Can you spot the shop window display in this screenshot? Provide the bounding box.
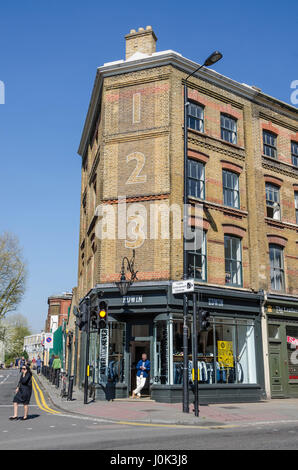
[107,323,126,383]
[172,317,257,385]
[153,321,169,385]
[286,326,298,381]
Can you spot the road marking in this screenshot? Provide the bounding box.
[32,377,60,415]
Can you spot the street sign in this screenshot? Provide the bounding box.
[44,333,53,350]
[172,279,194,294]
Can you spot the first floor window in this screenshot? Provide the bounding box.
[269,244,285,291]
[187,230,207,281]
[224,235,242,286]
[187,159,205,199]
[295,191,298,224]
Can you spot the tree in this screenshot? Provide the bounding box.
[1,314,31,359]
[0,232,27,320]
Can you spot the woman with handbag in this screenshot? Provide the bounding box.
[9,364,32,420]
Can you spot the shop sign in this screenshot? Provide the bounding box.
[217,341,234,368]
[208,298,224,307]
[122,295,143,304]
[287,336,298,346]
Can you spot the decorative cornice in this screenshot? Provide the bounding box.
[188,131,245,162]
[265,217,298,232]
[262,156,298,179]
[105,73,170,90]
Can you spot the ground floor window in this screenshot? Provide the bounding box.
[88,322,126,384]
[286,325,298,381]
[172,316,257,385]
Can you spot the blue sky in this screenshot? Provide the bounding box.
[0,0,297,333]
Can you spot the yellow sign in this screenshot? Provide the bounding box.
[217,341,234,368]
[192,368,200,381]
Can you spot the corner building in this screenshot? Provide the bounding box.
[74,27,298,403]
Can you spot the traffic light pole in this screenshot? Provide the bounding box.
[83,296,91,405]
[192,292,199,417]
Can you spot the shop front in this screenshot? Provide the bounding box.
[266,295,298,399]
[80,282,266,404]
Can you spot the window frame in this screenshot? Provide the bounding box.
[263,130,277,159]
[269,244,285,292]
[187,101,204,133]
[187,159,205,200]
[187,230,207,282]
[224,235,243,287]
[292,141,298,167]
[221,114,237,145]
[295,191,298,225]
[265,183,281,220]
[222,169,240,209]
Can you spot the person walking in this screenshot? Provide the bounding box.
[9,364,32,420]
[19,356,26,372]
[36,356,42,375]
[52,355,62,386]
[132,353,150,399]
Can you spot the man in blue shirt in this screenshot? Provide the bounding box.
[132,353,150,399]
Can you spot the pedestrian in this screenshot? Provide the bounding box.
[132,353,150,399]
[36,356,42,374]
[49,354,55,368]
[9,364,32,420]
[19,356,26,372]
[52,355,62,386]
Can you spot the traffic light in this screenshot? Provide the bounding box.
[90,308,98,331]
[199,310,210,331]
[98,300,108,330]
[77,301,88,332]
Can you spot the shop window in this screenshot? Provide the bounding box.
[107,323,126,383]
[172,317,257,385]
[286,326,298,381]
[153,321,169,385]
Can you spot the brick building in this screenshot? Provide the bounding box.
[72,27,298,403]
[45,293,72,333]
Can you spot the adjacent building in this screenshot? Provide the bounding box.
[70,27,298,403]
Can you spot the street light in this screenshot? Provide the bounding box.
[182,50,223,414]
[116,249,138,297]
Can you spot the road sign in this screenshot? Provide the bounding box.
[44,333,53,350]
[172,279,194,294]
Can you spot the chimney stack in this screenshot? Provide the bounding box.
[125,26,157,60]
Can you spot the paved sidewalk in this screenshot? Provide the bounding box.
[34,372,298,427]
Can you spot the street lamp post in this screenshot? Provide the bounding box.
[183,51,223,413]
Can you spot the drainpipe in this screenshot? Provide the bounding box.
[260,290,271,400]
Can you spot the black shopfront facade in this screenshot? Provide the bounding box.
[79,281,266,404]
